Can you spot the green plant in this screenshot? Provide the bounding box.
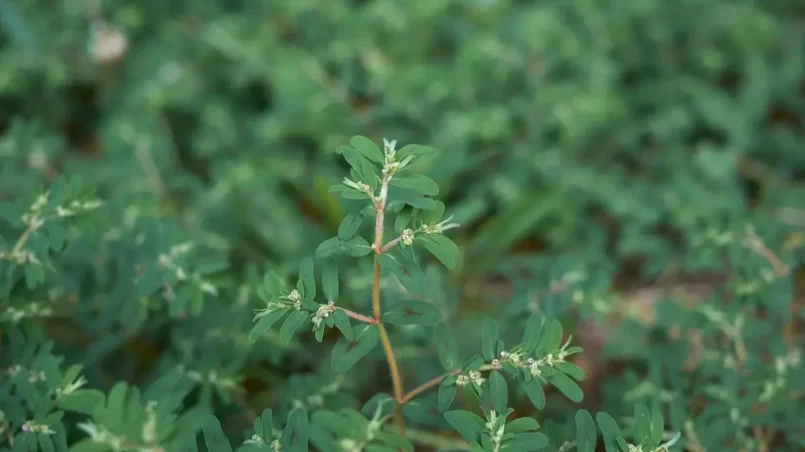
[228,137,683,451]
[1,0,804,450]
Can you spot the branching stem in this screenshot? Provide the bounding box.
[338,307,377,324]
[380,236,402,253]
[372,175,406,434]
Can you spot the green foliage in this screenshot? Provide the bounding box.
[1,0,805,451]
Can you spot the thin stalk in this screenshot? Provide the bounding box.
[339,307,377,324]
[403,370,459,403]
[372,175,406,434]
[403,364,496,403]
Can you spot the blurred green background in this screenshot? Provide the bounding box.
[1,0,804,446]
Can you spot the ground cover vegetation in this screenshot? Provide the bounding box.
[1,0,804,450]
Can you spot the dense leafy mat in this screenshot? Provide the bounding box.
[1,0,804,450]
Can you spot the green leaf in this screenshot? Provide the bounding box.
[481,317,499,361]
[390,191,441,211]
[489,371,508,413]
[398,144,439,159]
[394,210,410,233]
[650,405,665,447]
[575,409,597,452]
[350,135,385,163]
[554,362,585,382]
[379,252,425,296]
[331,309,354,340]
[202,415,234,452]
[549,371,583,403]
[338,212,364,241]
[38,435,55,452]
[596,412,624,452]
[463,355,486,372]
[520,378,546,410]
[506,417,540,434]
[331,325,380,373]
[419,234,458,269]
[337,145,376,186]
[249,309,287,343]
[281,407,309,452]
[633,404,651,445]
[375,432,414,452]
[321,258,339,302]
[383,300,442,325]
[390,174,439,196]
[438,376,457,412]
[56,389,104,415]
[444,410,486,443]
[316,236,373,258]
[262,270,285,299]
[330,184,371,200]
[297,258,315,299]
[533,320,556,356]
[521,314,544,353]
[280,310,309,344]
[259,408,273,440]
[24,264,45,289]
[501,432,549,451]
[434,322,459,370]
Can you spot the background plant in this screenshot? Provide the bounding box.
[1,0,804,450]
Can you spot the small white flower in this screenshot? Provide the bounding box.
[343,177,371,194]
[468,370,484,386]
[383,138,398,158]
[528,359,541,377]
[424,215,460,234]
[401,229,415,246]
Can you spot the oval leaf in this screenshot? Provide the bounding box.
[481,317,499,361]
[419,234,458,269]
[350,135,385,163]
[501,432,549,451]
[338,212,364,241]
[297,258,315,299]
[331,325,381,373]
[249,309,287,343]
[506,417,540,434]
[332,309,354,340]
[316,236,373,258]
[434,322,459,370]
[438,378,457,412]
[280,310,309,344]
[489,370,508,413]
[383,300,442,325]
[575,409,597,452]
[549,371,583,403]
[596,412,624,452]
[202,415,233,452]
[444,410,486,444]
[390,174,439,196]
[520,378,546,410]
[321,258,339,302]
[633,404,651,445]
[281,407,309,452]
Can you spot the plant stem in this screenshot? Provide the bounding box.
[380,236,402,253]
[372,175,406,434]
[339,307,377,324]
[378,321,406,433]
[403,364,496,403]
[403,370,459,402]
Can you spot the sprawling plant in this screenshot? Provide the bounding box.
[1,0,804,450]
[241,137,683,452]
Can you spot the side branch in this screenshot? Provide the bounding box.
[338,307,377,324]
[403,370,459,403]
